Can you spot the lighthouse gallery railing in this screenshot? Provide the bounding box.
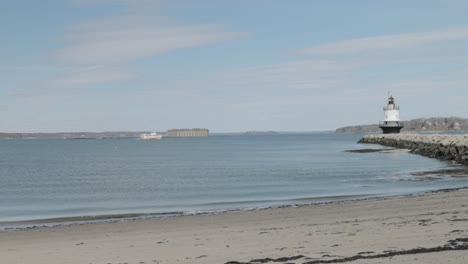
[379,121,404,127]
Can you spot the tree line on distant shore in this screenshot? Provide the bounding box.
[336,117,468,133]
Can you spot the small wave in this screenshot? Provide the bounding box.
[0,194,375,230]
[4,188,467,231]
[0,211,185,231]
[193,193,376,207]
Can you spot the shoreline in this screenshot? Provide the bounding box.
[2,187,468,264]
[2,185,468,232]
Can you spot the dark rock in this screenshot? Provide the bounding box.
[344,149,391,153]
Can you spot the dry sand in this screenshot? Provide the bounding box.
[1,189,468,264]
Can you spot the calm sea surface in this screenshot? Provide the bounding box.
[1,133,468,227]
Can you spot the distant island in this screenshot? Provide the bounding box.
[0,128,211,139]
[165,128,209,137]
[244,131,279,135]
[336,117,468,133]
[0,130,321,139]
[0,132,154,140]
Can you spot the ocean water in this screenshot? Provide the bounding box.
[1,133,468,228]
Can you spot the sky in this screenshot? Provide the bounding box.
[2,0,468,132]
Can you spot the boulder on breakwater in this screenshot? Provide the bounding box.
[358,134,468,165]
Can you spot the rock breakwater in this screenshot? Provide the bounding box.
[358,134,468,165]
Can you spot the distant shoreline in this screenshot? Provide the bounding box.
[0,132,152,140]
[0,131,333,139]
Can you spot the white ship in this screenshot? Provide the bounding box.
[139,132,162,140]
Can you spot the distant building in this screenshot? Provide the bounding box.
[165,128,209,137]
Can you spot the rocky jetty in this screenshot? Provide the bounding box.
[359,134,468,165]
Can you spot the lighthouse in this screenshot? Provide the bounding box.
[379,96,404,134]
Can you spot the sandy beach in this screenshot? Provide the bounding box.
[1,189,467,264]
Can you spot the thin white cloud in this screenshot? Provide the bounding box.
[50,66,137,86]
[51,2,247,86]
[375,76,468,94]
[131,25,468,120]
[178,27,468,96]
[299,27,468,55]
[214,60,353,90]
[57,24,246,65]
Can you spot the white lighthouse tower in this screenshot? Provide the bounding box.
[379,96,404,134]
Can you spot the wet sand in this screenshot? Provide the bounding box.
[1,189,468,264]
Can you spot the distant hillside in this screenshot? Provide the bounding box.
[336,117,468,133]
